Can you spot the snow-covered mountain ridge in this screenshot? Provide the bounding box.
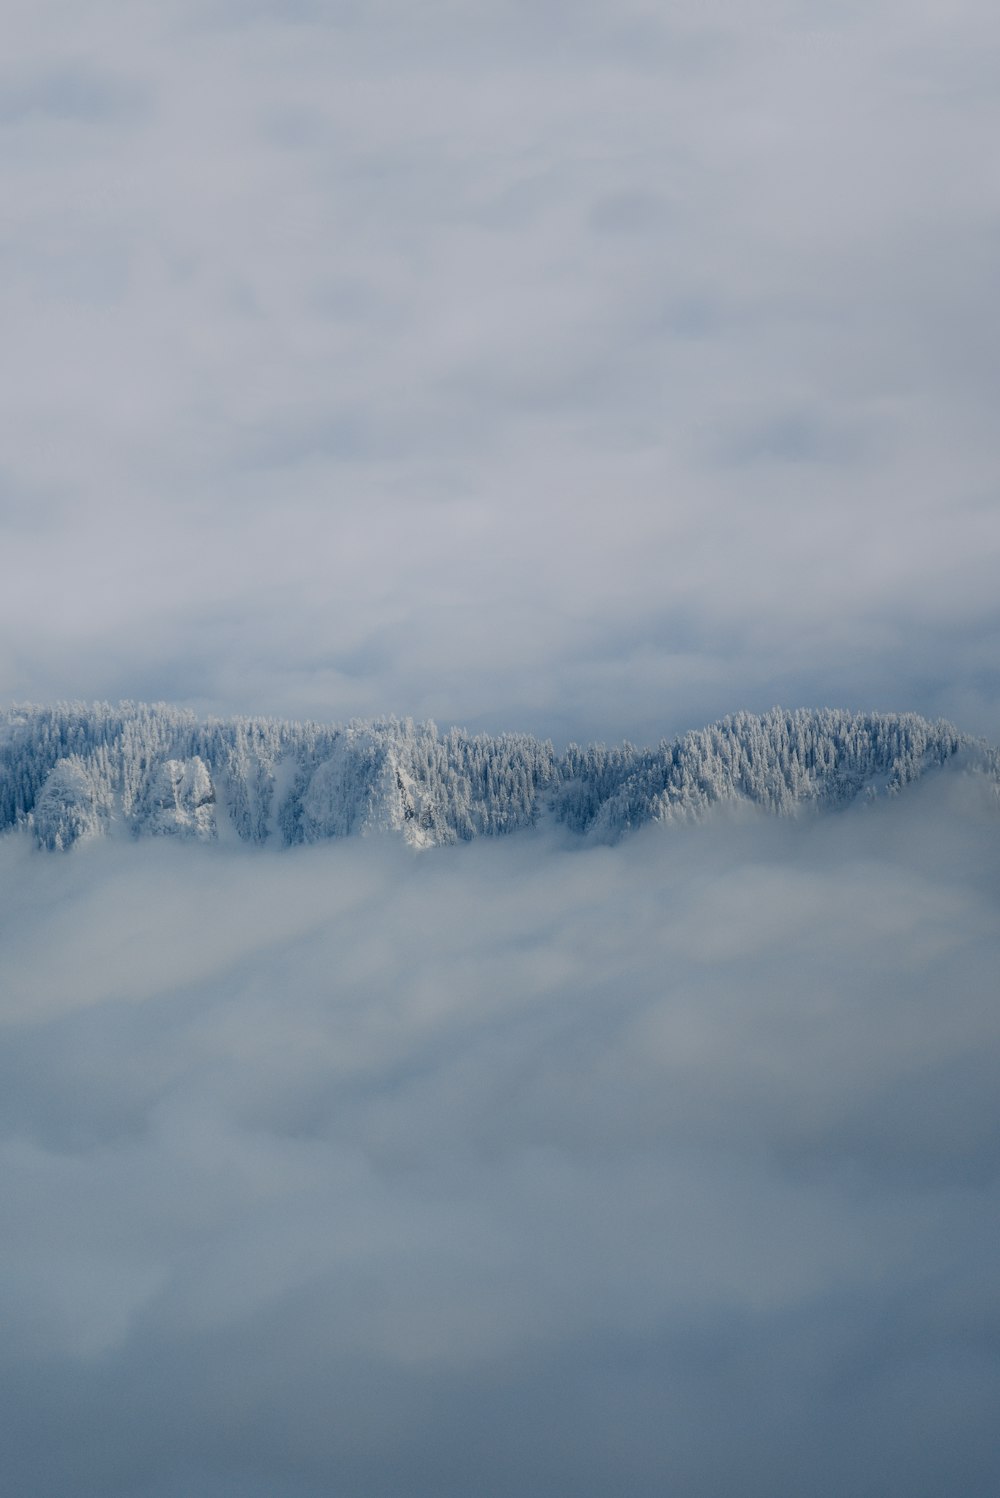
[2,702,997,851]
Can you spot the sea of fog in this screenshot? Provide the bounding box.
[2,774,999,1498]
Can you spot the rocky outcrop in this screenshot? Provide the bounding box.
[134,756,217,840]
[32,755,110,850]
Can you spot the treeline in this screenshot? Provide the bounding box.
[0,702,994,850]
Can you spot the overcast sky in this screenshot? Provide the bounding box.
[2,0,999,742]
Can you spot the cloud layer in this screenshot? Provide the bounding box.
[3,0,1000,740]
[3,782,999,1496]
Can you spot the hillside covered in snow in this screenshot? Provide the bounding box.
[2,702,997,852]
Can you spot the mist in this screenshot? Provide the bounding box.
[3,779,999,1497]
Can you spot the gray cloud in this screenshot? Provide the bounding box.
[0,66,145,127]
[0,0,998,739]
[1,783,999,1495]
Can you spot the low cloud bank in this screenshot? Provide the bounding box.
[2,780,999,1496]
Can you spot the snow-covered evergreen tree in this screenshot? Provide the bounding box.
[0,701,994,851]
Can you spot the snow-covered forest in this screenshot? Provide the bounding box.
[2,702,996,851]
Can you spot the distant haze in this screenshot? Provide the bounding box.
[2,0,999,742]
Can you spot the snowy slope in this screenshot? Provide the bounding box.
[1,702,997,851]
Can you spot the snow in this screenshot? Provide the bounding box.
[1,702,995,852]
